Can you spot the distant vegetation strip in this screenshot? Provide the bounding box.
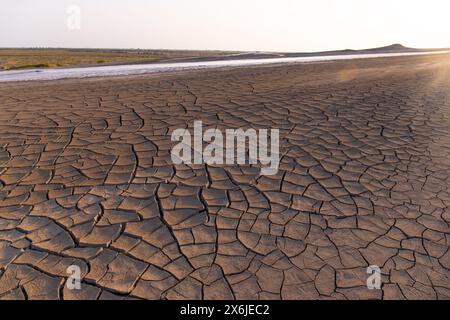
[0,48,236,70]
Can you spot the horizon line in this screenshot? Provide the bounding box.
[1,43,450,54]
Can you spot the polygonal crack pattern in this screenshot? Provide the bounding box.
[0,55,449,300]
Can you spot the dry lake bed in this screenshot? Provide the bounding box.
[0,53,449,300]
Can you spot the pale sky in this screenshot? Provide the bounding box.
[1,0,449,52]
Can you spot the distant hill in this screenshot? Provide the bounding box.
[282,43,446,58]
[364,43,410,52]
[210,44,448,61]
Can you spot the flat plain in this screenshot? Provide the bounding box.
[0,48,237,70]
[0,53,449,300]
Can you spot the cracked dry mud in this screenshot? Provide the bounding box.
[0,54,449,300]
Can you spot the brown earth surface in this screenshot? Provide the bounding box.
[0,54,449,300]
[0,48,237,70]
